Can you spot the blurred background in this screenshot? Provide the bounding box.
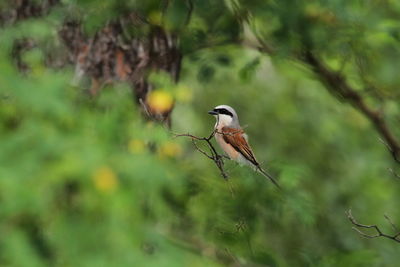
[1,0,400,266]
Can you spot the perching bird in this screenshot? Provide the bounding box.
[208,105,280,188]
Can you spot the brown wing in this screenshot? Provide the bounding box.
[221,127,259,166]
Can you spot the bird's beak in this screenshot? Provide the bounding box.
[208,110,218,115]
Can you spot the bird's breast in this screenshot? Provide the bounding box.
[215,131,239,160]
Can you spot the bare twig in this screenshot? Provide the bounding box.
[224,248,242,267]
[175,129,280,190]
[191,139,213,159]
[235,219,247,233]
[379,138,393,152]
[346,209,400,243]
[384,214,399,232]
[388,168,400,180]
[174,129,229,179]
[139,98,151,117]
[185,0,194,25]
[175,130,236,198]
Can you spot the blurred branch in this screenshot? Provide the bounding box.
[185,0,194,25]
[164,234,246,266]
[224,248,242,267]
[174,130,229,179]
[384,214,399,232]
[301,51,400,164]
[388,168,400,180]
[254,32,400,164]
[346,209,400,243]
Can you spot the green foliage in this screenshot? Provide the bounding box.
[1,0,400,266]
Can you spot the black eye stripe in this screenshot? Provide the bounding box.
[214,108,233,117]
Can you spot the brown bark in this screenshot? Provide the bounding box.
[59,18,181,126]
[0,0,60,25]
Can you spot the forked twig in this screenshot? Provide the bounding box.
[175,129,280,190]
[346,209,400,243]
[174,129,228,179]
[384,214,399,232]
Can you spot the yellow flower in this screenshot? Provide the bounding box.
[128,139,145,153]
[92,166,118,193]
[147,90,174,114]
[159,141,182,158]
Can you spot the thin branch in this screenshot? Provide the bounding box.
[384,214,399,232]
[388,168,400,180]
[175,129,280,190]
[224,248,242,267]
[302,51,400,164]
[174,129,229,179]
[255,39,400,164]
[185,0,194,25]
[379,138,393,153]
[346,209,400,243]
[191,139,213,160]
[139,98,151,117]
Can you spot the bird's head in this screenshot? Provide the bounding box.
[208,105,239,127]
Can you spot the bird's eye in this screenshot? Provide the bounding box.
[216,108,233,117]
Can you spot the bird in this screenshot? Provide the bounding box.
[208,105,280,188]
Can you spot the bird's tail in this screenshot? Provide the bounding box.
[256,166,281,190]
